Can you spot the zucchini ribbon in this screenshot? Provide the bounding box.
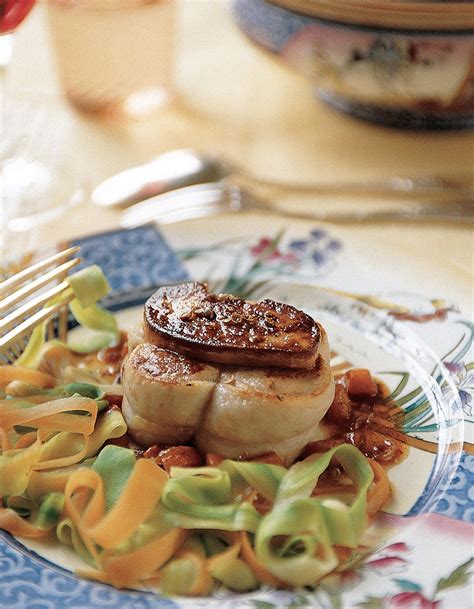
[52,443,374,590]
[16,264,119,368]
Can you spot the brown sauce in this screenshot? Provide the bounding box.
[97,334,128,365]
[95,332,128,379]
[301,374,408,468]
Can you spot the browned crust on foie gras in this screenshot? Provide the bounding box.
[143,282,321,369]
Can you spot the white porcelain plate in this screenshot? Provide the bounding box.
[1,223,472,609]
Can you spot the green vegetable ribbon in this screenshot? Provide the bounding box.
[50,444,374,587]
[159,444,374,586]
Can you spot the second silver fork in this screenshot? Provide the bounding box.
[120,181,474,228]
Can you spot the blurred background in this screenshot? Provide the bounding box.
[1,0,473,263]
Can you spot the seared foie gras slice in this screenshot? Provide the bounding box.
[194,355,335,466]
[144,282,321,369]
[122,343,219,445]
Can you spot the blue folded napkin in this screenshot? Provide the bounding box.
[69,225,190,309]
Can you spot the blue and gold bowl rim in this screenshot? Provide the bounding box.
[267,0,474,31]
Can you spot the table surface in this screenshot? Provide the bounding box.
[4,0,474,314]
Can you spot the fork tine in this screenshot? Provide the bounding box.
[56,264,71,343]
[0,246,80,299]
[46,318,56,341]
[0,295,74,352]
[120,183,227,228]
[0,258,80,315]
[152,203,228,224]
[58,301,69,342]
[1,281,69,334]
[9,342,22,359]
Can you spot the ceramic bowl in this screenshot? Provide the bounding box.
[232,0,474,129]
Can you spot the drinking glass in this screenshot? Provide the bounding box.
[1,97,85,265]
[0,1,84,266]
[46,0,176,119]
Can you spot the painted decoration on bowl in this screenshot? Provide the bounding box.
[232,0,474,129]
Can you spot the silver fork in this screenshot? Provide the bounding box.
[0,247,80,362]
[120,182,474,228]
